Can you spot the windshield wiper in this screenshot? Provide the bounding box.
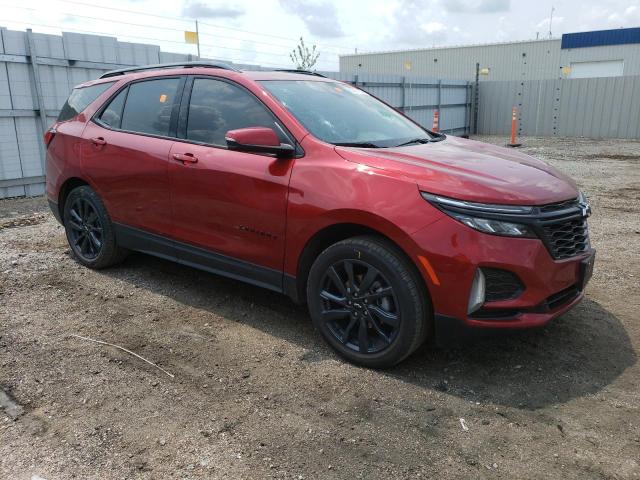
[394,137,432,147]
[334,142,381,148]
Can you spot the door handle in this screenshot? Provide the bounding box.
[91,137,107,146]
[172,153,198,164]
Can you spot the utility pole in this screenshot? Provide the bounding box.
[549,6,555,38]
[195,20,201,58]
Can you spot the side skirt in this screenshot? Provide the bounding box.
[113,223,288,295]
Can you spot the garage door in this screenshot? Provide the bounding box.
[569,60,624,79]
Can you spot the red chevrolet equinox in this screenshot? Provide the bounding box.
[45,62,595,368]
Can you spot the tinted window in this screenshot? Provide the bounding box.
[121,78,180,136]
[98,88,127,129]
[58,82,115,121]
[186,78,277,146]
[260,80,431,147]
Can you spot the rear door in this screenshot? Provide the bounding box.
[168,76,295,281]
[82,76,184,235]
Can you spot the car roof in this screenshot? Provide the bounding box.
[75,66,336,90]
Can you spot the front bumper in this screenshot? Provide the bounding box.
[411,215,594,330]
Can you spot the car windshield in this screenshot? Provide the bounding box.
[259,80,434,148]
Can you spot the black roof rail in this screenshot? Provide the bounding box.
[272,69,327,78]
[99,61,240,79]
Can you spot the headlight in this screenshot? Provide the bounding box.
[421,192,537,238]
[449,213,536,237]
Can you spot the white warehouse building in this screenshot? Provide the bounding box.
[339,27,640,81]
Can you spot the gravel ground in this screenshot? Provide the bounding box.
[1,135,639,479]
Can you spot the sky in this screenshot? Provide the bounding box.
[1,0,639,70]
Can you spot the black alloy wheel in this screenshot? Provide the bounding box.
[63,185,127,269]
[319,259,400,354]
[307,236,430,368]
[67,197,104,261]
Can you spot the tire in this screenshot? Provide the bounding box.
[63,185,127,269]
[307,235,431,368]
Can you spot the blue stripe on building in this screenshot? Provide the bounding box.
[562,27,640,49]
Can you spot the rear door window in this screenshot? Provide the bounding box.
[120,78,181,137]
[185,78,279,146]
[58,82,115,121]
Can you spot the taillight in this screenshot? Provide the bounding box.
[44,127,57,148]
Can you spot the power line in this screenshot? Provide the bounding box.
[0,5,187,33]
[57,0,194,25]
[0,7,340,63]
[1,4,342,66]
[53,0,354,53]
[2,20,299,68]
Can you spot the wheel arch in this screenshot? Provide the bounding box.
[288,219,432,309]
[57,177,90,220]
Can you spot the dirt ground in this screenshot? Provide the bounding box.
[1,135,639,479]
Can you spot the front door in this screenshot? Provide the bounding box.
[168,77,295,284]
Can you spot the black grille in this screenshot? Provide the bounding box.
[541,217,590,260]
[483,268,524,301]
[539,197,579,213]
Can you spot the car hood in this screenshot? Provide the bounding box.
[335,136,578,205]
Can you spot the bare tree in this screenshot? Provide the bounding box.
[290,37,320,71]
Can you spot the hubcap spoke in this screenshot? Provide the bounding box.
[321,309,350,322]
[368,315,392,344]
[341,317,358,344]
[80,234,90,253]
[362,287,393,301]
[344,260,355,291]
[70,208,83,224]
[327,266,347,297]
[368,305,399,327]
[320,290,347,307]
[358,319,369,353]
[68,220,83,231]
[74,232,86,246]
[88,231,102,250]
[86,211,98,225]
[358,266,379,293]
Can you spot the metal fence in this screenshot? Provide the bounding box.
[0,28,472,199]
[478,75,640,139]
[0,27,265,199]
[322,72,472,136]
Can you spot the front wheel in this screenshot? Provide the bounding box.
[307,236,431,368]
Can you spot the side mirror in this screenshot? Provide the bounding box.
[225,127,295,158]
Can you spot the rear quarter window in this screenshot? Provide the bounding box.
[58,82,116,122]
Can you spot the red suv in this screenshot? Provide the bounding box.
[45,62,595,367]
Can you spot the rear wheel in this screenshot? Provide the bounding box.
[307,236,430,368]
[63,186,127,269]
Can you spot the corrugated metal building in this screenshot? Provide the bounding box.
[340,27,640,81]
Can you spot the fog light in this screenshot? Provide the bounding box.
[468,269,486,314]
